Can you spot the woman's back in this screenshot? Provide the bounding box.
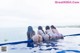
[37,30,45,37]
[37,26,45,37]
[27,26,35,40]
[51,25,59,34]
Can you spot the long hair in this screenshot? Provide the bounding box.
[38,26,45,34]
[27,26,35,40]
[27,26,34,32]
[45,26,50,30]
[45,26,50,34]
[51,25,56,29]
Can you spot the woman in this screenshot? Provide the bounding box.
[37,26,45,37]
[27,26,42,46]
[27,26,35,40]
[51,25,64,39]
[37,26,49,43]
[27,26,35,47]
[45,26,54,40]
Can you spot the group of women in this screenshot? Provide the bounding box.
[27,25,63,46]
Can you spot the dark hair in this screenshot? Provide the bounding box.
[51,25,56,29]
[27,26,34,47]
[38,26,45,34]
[38,26,42,30]
[45,26,50,30]
[27,26,34,32]
[27,26,35,40]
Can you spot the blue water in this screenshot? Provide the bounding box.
[0,27,80,53]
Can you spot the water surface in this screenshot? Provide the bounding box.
[0,28,80,53]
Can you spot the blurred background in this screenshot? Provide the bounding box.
[0,0,80,43]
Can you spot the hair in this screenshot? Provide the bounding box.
[38,26,45,34]
[45,26,50,30]
[51,25,56,29]
[27,26,35,40]
[27,26,34,32]
[38,26,42,30]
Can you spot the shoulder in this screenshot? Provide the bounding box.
[38,30,42,32]
[38,30,43,34]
